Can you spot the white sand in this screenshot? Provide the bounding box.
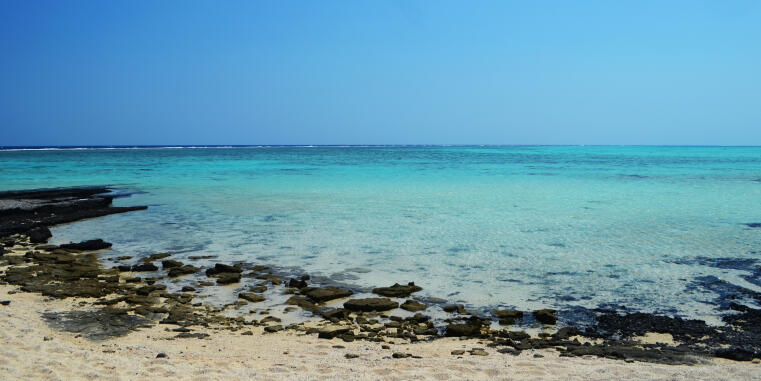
[1,285,760,380]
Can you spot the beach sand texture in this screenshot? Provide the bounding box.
[2,286,759,381]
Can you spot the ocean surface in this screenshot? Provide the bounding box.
[2,146,760,322]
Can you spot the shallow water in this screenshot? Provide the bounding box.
[2,146,760,320]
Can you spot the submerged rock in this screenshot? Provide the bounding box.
[533,309,557,325]
[302,287,353,303]
[59,239,112,251]
[372,282,422,298]
[493,309,523,325]
[161,260,184,269]
[344,297,398,312]
[443,304,469,314]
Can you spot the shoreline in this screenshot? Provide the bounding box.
[2,283,759,381]
[2,186,761,379]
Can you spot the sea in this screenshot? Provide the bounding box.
[2,145,760,322]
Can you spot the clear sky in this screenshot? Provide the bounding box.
[1,0,760,146]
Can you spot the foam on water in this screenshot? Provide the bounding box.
[2,146,760,320]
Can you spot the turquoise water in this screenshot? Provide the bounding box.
[2,146,761,320]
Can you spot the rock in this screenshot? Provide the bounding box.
[156,353,168,358]
[241,331,253,335]
[131,263,158,272]
[143,253,171,262]
[715,347,755,362]
[372,282,422,298]
[248,285,267,293]
[167,265,199,277]
[288,278,308,288]
[285,295,317,310]
[469,348,488,356]
[205,263,242,276]
[161,260,183,269]
[344,298,399,312]
[116,265,131,272]
[451,349,465,355]
[392,352,411,358]
[345,353,359,359]
[136,284,166,296]
[59,239,112,251]
[321,308,351,321]
[533,309,557,325]
[27,227,52,243]
[445,317,485,337]
[216,272,241,285]
[318,326,352,339]
[493,309,523,320]
[498,347,520,355]
[239,293,265,303]
[400,300,428,312]
[0,300,9,306]
[302,287,354,303]
[553,327,580,340]
[264,325,283,333]
[174,332,210,339]
[443,304,468,314]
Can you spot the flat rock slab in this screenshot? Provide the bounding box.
[372,282,422,298]
[344,297,398,312]
[302,287,353,303]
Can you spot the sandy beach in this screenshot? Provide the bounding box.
[2,284,760,381]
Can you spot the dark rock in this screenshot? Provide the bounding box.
[302,287,353,303]
[451,349,465,355]
[239,292,265,303]
[156,353,168,358]
[372,282,422,298]
[27,227,52,243]
[181,286,196,292]
[131,263,158,272]
[161,260,183,269]
[400,300,427,312]
[284,296,315,310]
[174,332,210,339]
[288,278,308,289]
[205,263,242,276]
[143,253,171,262]
[443,304,469,314]
[167,265,199,278]
[344,298,399,312]
[715,347,755,362]
[116,265,131,272]
[533,309,557,325]
[345,353,359,359]
[392,352,411,358]
[445,323,482,337]
[216,272,241,285]
[248,285,267,293]
[318,326,352,339]
[493,309,523,320]
[321,308,351,320]
[59,239,112,251]
[264,325,283,333]
[0,300,10,306]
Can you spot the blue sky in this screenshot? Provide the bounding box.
[1,0,760,145]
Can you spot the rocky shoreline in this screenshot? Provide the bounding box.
[1,186,760,365]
